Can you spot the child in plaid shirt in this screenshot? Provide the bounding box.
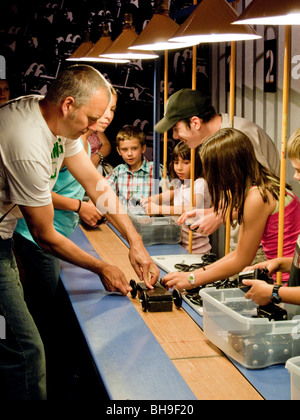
[106,125,167,212]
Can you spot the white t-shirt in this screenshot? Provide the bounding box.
[0,95,82,239]
[220,113,280,176]
[174,178,211,254]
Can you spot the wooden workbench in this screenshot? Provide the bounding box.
[78,223,263,400]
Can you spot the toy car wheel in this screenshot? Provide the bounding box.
[141,291,149,312]
[173,289,182,309]
[130,279,138,298]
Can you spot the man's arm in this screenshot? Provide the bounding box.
[20,203,131,295]
[51,191,103,227]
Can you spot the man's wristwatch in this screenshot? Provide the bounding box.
[270,284,282,304]
[188,273,195,285]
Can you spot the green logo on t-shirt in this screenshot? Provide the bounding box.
[50,137,64,179]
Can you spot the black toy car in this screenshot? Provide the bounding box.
[130,279,182,312]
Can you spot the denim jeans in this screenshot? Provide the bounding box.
[13,233,61,346]
[0,238,46,400]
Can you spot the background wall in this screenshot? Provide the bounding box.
[0,0,209,167]
[211,0,300,195]
[1,0,300,195]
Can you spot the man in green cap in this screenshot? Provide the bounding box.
[155,88,280,242]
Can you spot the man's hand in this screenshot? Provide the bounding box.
[98,262,133,296]
[128,240,160,289]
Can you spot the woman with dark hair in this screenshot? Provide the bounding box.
[161,128,300,290]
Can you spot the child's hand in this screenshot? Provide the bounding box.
[141,197,150,213]
[242,260,278,277]
[144,202,160,215]
[177,209,197,225]
[195,212,222,235]
[140,197,149,207]
[243,280,273,306]
[79,201,104,227]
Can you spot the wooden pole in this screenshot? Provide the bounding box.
[224,0,239,256]
[277,25,291,285]
[224,40,236,255]
[188,34,197,253]
[163,50,168,192]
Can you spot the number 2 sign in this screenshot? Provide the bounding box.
[264,39,277,93]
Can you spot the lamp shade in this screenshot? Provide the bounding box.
[79,35,129,63]
[100,13,159,60]
[233,0,300,25]
[66,40,94,61]
[129,13,195,51]
[169,0,261,44]
[84,35,112,57]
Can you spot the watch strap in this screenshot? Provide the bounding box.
[271,284,282,303]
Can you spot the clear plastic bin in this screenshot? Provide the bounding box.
[129,214,182,246]
[286,356,300,399]
[200,287,300,369]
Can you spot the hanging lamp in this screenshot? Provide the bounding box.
[129,0,195,51]
[100,13,159,60]
[169,0,261,44]
[66,30,93,61]
[232,0,300,25]
[79,23,129,63]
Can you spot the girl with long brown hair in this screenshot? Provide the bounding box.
[162,128,300,290]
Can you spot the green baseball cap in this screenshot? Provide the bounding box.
[155,88,211,133]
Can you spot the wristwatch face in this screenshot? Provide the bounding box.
[271,293,281,304]
[188,274,195,285]
[271,285,281,304]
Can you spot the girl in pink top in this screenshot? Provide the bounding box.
[162,128,300,291]
[259,188,300,282]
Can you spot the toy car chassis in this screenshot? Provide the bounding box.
[130,279,182,312]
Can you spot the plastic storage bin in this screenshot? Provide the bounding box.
[286,356,300,399]
[129,214,182,246]
[199,287,300,369]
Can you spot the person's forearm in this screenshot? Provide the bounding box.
[99,143,111,158]
[272,257,293,273]
[204,250,237,270]
[277,286,300,305]
[147,204,183,216]
[105,211,143,246]
[65,153,144,247]
[97,132,111,158]
[244,280,300,306]
[91,153,100,167]
[51,191,81,212]
[194,251,250,286]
